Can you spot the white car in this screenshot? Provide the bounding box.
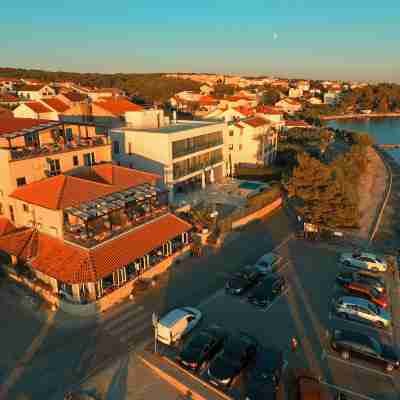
[340,252,387,272]
[156,307,202,345]
[254,252,283,275]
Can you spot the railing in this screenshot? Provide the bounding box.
[173,155,223,180]
[172,139,223,159]
[10,137,109,161]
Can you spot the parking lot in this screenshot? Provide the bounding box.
[157,238,400,399]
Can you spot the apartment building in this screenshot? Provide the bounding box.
[111,110,225,203]
[225,116,278,176]
[0,118,111,222]
[0,164,192,308]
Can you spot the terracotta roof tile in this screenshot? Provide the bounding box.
[24,101,53,114]
[0,118,59,136]
[0,214,192,284]
[256,105,283,115]
[0,106,13,119]
[62,92,87,102]
[243,117,270,128]
[0,94,19,102]
[94,99,143,116]
[0,217,15,236]
[41,98,70,113]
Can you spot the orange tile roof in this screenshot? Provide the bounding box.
[0,93,19,102]
[256,105,283,115]
[10,165,160,210]
[0,214,192,283]
[94,99,143,116]
[62,92,87,102]
[41,98,70,113]
[18,84,45,91]
[0,118,59,136]
[199,95,217,105]
[243,117,270,128]
[24,101,53,114]
[234,106,255,117]
[0,217,15,236]
[0,106,13,119]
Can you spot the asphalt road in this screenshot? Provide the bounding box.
[2,207,295,400]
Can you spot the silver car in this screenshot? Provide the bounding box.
[334,296,391,329]
[340,252,387,272]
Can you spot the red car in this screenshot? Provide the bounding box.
[344,281,388,308]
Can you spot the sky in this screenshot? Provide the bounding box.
[1,1,400,82]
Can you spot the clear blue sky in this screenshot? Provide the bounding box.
[2,1,399,82]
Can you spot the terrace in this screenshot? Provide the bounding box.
[63,183,169,248]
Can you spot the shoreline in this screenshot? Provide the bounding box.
[321,112,400,121]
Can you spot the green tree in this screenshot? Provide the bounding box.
[261,88,281,105]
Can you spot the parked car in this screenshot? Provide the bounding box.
[225,266,263,295]
[254,252,283,275]
[333,296,391,329]
[177,325,227,371]
[208,332,258,387]
[156,307,202,345]
[336,271,386,293]
[340,252,387,272]
[343,281,388,308]
[245,347,284,400]
[331,329,399,372]
[247,274,287,308]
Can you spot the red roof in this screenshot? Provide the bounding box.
[94,99,143,115]
[11,165,160,210]
[225,95,251,102]
[0,214,192,283]
[0,106,13,119]
[256,105,283,115]
[243,117,270,128]
[41,98,70,113]
[62,92,87,102]
[234,106,255,117]
[0,118,59,136]
[0,77,20,83]
[24,101,53,114]
[0,94,19,102]
[0,217,15,236]
[17,84,45,91]
[284,120,311,128]
[199,95,217,105]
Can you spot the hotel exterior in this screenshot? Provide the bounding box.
[111,110,226,203]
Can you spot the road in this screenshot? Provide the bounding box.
[1,207,295,400]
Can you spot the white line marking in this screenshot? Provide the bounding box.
[274,234,294,252]
[104,311,151,336]
[325,353,394,379]
[261,287,290,312]
[197,288,225,308]
[101,305,145,330]
[276,261,290,274]
[119,322,153,344]
[319,380,377,400]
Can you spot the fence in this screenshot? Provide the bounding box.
[217,186,283,233]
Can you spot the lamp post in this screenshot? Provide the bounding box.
[152,312,159,354]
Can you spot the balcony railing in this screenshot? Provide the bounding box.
[173,155,223,180]
[172,139,223,159]
[9,137,109,161]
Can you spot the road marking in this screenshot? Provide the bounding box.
[274,233,294,252]
[325,353,394,379]
[319,380,377,400]
[119,322,153,344]
[106,311,152,337]
[260,287,290,313]
[197,288,225,308]
[276,261,290,274]
[101,305,145,330]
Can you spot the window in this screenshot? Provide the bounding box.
[229,144,233,150]
[60,282,73,296]
[113,141,120,154]
[23,204,29,213]
[65,128,73,142]
[0,203,3,215]
[239,144,243,150]
[16,177,27,187]
[83,152,95,167]
[95,126,105,135]
[128,143,132,155]
[229,130,234,137]
[48,159,61,175]
[73,155,79,166]
[9,205,15,223]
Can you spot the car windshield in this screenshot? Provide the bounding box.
[224,337,248,358]
[189,332,212,349]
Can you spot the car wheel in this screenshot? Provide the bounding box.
[375,321,385,329]
[386,363,394,372]
[338,312,348,320]
[341,350,350,360]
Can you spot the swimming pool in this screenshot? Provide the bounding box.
[238,181,263,191]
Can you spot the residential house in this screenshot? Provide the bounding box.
[255,106,284,127]
[62,98,144,127]
[0,77,20,93]
[21,78,44,86]
[17,84,56,101]
[57,92,88,107]
[289,88,303,99]
[324,92,338,105]
[275,98,302,114]
[0,164,192,310]
[219,95,257,109]
[0,93,20,107]
[203,106,254,122]
[0,118,111,222]
[308,97,323,105]
[225,116,278,176]
[111,109,225,203]
[13,101,57,120]
[296,80,310,91]
[200,84,214,95]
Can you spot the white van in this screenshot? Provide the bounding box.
[156,307,202,345]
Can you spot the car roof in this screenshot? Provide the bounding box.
[160,308,192,327]
[339,296,375,307]
[360,252,377,258]
[257,253,278,263]
[254,347,282,370]
[334,329,378,347]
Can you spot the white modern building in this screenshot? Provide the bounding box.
[111,110,226,202]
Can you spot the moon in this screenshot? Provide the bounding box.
[273,32,278,40]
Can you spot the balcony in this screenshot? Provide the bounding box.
[172,138,223,159]
[9,136,109,161]
[173,154,223,180]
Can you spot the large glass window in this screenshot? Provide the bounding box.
[172,131,223,158]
